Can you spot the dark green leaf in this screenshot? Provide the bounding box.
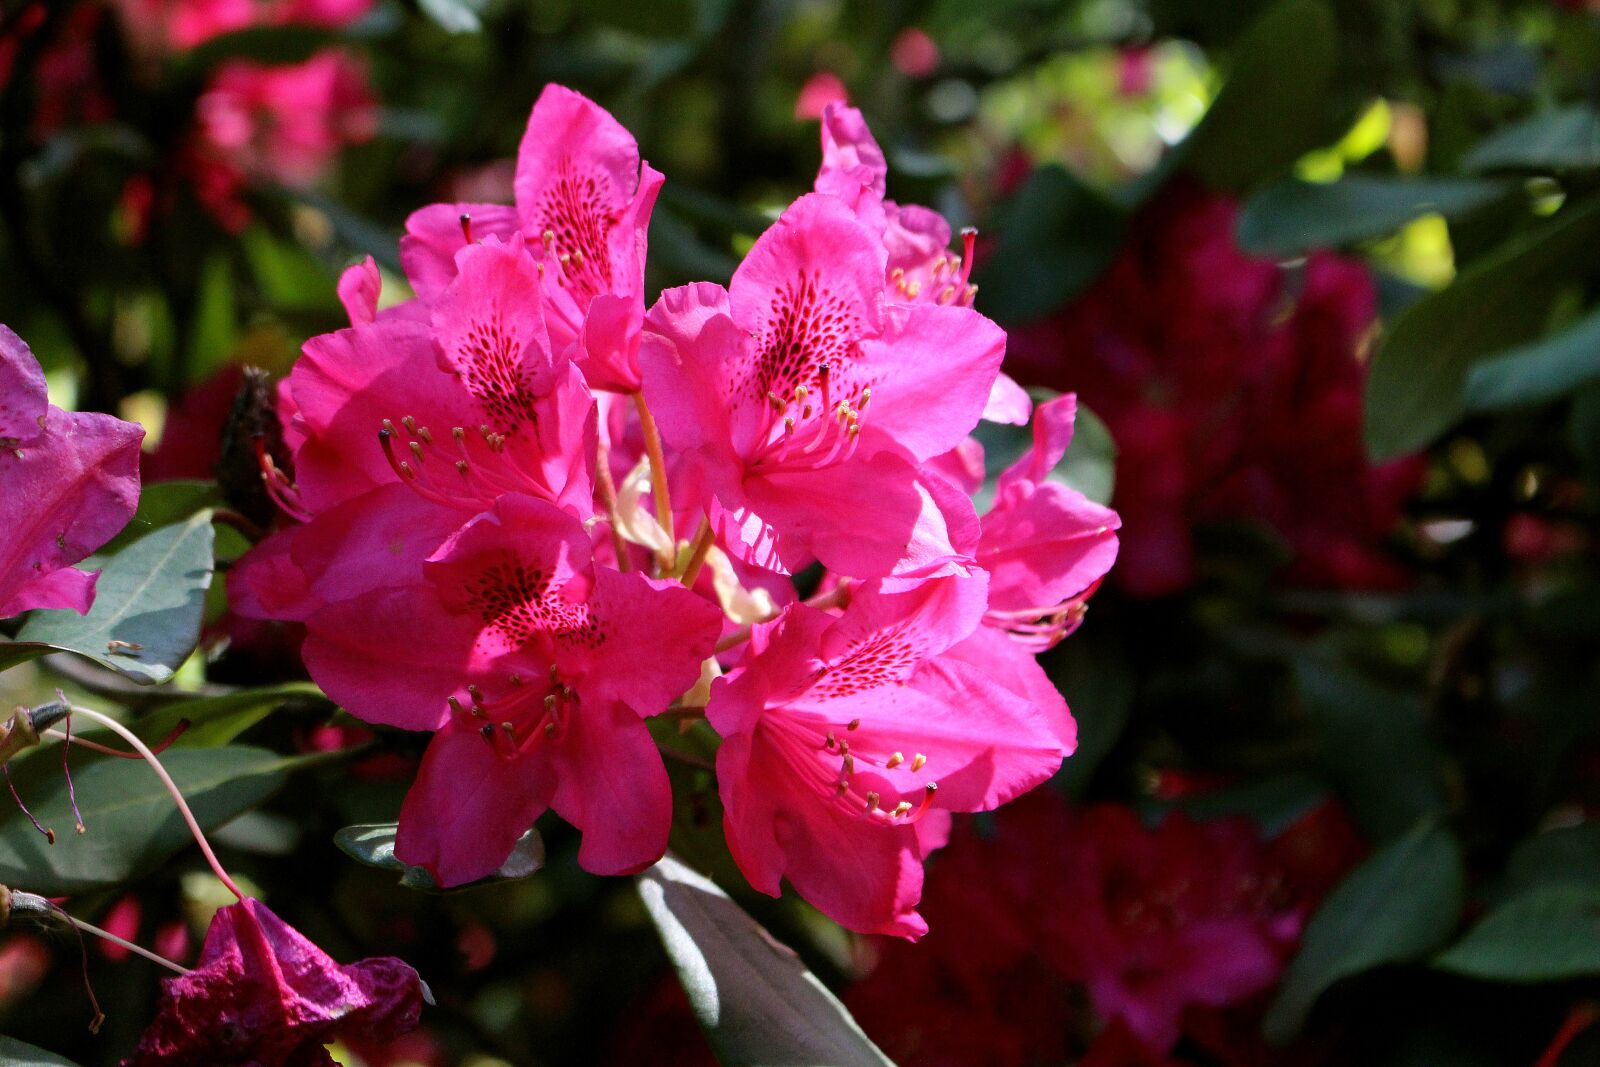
[182,26,338,72]
[637,854,893,1067]
[1434,885,1600,982]
[974,165,1126,323]
[9,514,216,684]
[334,823,544,891]
[1571,383,1600,476]
[0,1036,83,1065]
[101,481,218,556]
[1505,823,1600,894]
[1294,658,1446,841]
[1265,823,1465,1041]
[1237,176,1516,256]
[1365,197,1600,459]
[1465,106,1600,173]
[139,682,328,749]
[1047,640,1132,799]
[1180,0,1342,193]
[0,746,293,895]
[1464,303,1600,410]
[1169,773,1329,837]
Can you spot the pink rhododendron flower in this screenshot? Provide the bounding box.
[112,0,374,52]
[400,84,663,393]
[708,574,1075,937]
[795,71,848,120]
[640,192,1001,578]
[1007,182,1423,596]
[196,49,379,187]
[123,897,425,1067]
[889,28,940,77]
[815,103,1031,424]
[299,495,720,882]
[0,325,143,618]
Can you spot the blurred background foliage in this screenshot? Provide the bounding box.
[3,0,1600,1064]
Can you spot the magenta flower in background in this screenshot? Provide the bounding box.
[708,574,1076,937]
[640,192,1001,578]
[123,897,424,1067]
[0,325,142,618]
[112,0,375,53]
[196,49,378,188]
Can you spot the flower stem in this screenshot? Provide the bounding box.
[63,704,246,903]
[58,911,191,976]
[679,519,714,589]
[632,391,676,556]
[594,433,631,573]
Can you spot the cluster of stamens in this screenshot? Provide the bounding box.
[749,363,870,474]
[816,718,938,823]
[447,664,573,759]
[890,227,979,307]
[985,576,1104,652]
[377,415,547,511]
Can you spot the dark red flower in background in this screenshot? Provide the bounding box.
[1007,182,1424,597]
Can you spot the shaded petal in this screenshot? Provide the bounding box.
[2,565,98,616]
[0,324,48,442]
[336,255,380,326]
[996,392,1076,495]
[395,722,556,886]
[548,698,672,875]
[432,236,559,411]
[0,408,142,618]
[583,566,722,715]
[981,482,1120,615]
[983,372,1031,425]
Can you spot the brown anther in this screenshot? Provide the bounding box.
[542,229,556,247]
[417,426,433,444]
[892,801,913,818]
[911,753,926,772]
[509,674,523,687]
[402,416,417,434]
[571,250,584,265]
[544,722,557,737]
[398,461,414,478]
[865,791,880,811]
[453,426,466,441]
[838,739,850,756]
[842,754,855,775]
[382,418,396,434]
[825,731,836,749]
[409,441,424,462]
[783,416,796,432]
[836,780,850,795]
[501,722,516,738]
[448,695,464,714]
[544,694,557,711]
[847,719,860,731]
[886,752,904,769]
[794,384,809,401]
[467,684,484,705]
[455,460,470,476]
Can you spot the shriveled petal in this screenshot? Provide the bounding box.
[395,723,556,886]
[0,323,48,441]
[548,697,672,875]
[398,201,520,302]
[125,897,423,1067]
[336,255,381,326]
[0,408,142,618]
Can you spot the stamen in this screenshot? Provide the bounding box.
[865,791,879,812]
[61,712,84,834]
[886,752,903,769]
[847,719,860,731]
[4,764,53,843]
[459,213,474,244]
[911,753,926,772]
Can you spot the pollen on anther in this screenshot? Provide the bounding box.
[911,753,926,772]
[402,416,417,434]
[824,731,835,749]
[886,752,904,769]
[865,791,880,811]
[544,722,557,737]
[847,718,860,730]
[892,801,913,818]
[409,441,424,461]
[842,754,855,775]
[544,694,557,710]
[455,460,469,476]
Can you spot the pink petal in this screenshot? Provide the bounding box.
[547,696,672,875]
[996,392,1077,495]
[399,201,520,303]
[814,102,887,231]
[583,567,722,716]
[395,722,557,886]
[432,236,560,405]
[1,565,98,616]
[982,372,1031,425]
[980,482,1120,616]
[0,324,48,442]
[0,408,142,618]
[639,281,741,472]
[336,255,381,326]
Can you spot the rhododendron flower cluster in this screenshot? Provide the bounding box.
[846,791,1365,1063]
[0,325,142,619]
[1008,182,1423,597]
[233,87,1120,937]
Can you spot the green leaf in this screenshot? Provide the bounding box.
[1463,303,1600,411]
[1505,823,1600,894]
[181,25,338,72]
[333,823,544,891]
[417,0,485,33]
[7,514,216,684]
[1293,658,1446,841]
[1465,106,1600,173]
[1237,176,1516,256]
[1047,640,1132,799]
[138,682,328,748]
[974,165,1127,323]
[1180,0,1341,193]
[0,1036,84,1065]
[1434,884,1600,983]
[1265,822,1465,1042]
[637,854,893,1067]
[100,481,218,556]
[0,746,293,895]
[1365,197,1600,459]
